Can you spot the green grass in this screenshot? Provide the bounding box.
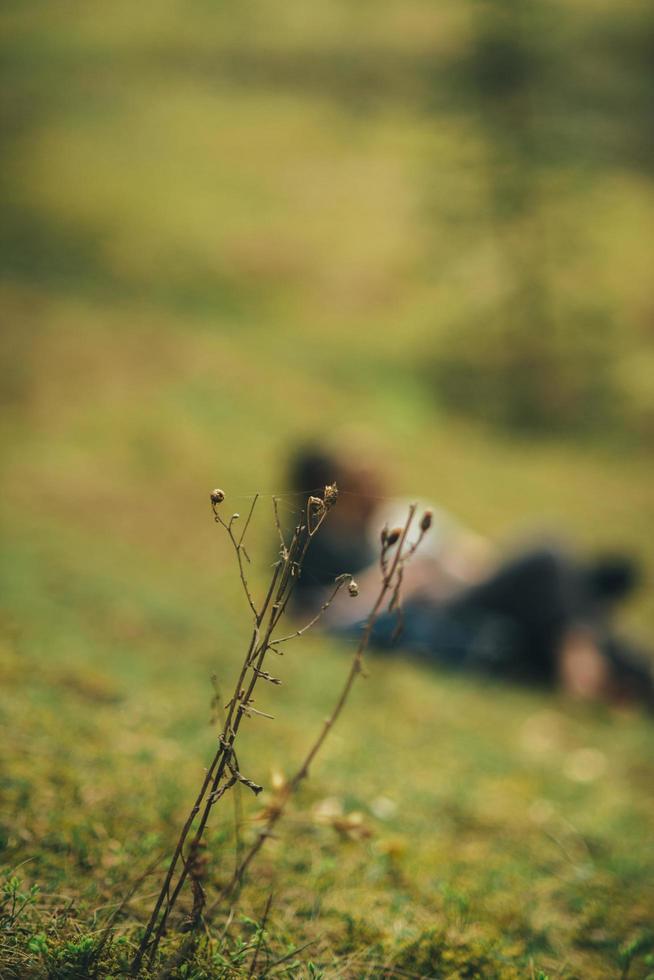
[2,2,654,977]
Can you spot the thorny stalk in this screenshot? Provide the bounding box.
[132,484,342,973]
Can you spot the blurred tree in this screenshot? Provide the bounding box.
[427,0,632,436]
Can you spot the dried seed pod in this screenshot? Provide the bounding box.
[386,527,402,547]
[348,580,359,598]
[323,483,339,508]
[210,488,225,505]
[420,509,433,532]
[380,525,389,547]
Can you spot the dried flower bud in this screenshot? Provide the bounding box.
[386,527,402,547]
[420,509,433,533]
[323,483,339,508]
[380,525,389,547]
[348,580,359,598]
[210,488,225,505]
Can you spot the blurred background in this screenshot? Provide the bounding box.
[3,0,654,581]
[2,2,654,975]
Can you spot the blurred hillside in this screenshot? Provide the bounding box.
[2,0,654,629]
[2,1,654,430]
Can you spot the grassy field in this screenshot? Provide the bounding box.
[2,3,654,977]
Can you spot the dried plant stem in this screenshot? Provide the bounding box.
[132,489,341,974]
[132,487,429,976]
[247,891,273,978]
[222,504,422,898]
[269,574,353,647]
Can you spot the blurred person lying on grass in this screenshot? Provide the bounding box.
[287,444,654,711]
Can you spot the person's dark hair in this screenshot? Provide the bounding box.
[288,446,337,498]
[585,554,641,604]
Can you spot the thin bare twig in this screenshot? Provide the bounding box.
[214,497,260,619]
[272,497,288,560]
[132,485,429,975]
[248,892,273,978]
[131,484,338,973]
[269,573,352,646]
[222,505,421,898]
[238,494,259,548]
